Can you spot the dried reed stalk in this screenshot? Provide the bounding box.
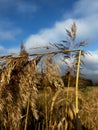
[75,50,82,113]
[75,50,82,130]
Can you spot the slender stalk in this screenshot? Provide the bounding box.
[75,50,81,113]
[0,49,81,60]
[24,97,30,130]
[75,50,82,130]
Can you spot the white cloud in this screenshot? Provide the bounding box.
[84,51,98,66]
[0,29,21,41]
[25,19,74,49]
[0,20,22,41]
[25,0,98,49]
[73,0,98,17]
[82,51,98,82]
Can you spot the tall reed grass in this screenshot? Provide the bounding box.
[0,22,97,130]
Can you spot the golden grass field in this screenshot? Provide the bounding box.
[35,86,98,130]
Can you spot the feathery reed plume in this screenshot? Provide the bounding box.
[44,56,64,90]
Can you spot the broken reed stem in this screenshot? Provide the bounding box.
[24,97,30,130]
[76,50,82,130]
[0,49,81,60]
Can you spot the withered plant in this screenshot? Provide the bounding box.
[0,47,42,130]
[41,56,64,90]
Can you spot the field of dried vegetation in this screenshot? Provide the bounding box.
[0,53,98,130]
[0,23,98,130]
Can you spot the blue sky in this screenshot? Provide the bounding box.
[0,0,98,82]
[0,0,98,51]
[0,0,75,49]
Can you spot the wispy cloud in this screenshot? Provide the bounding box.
[73,0,98,17]
[0,20,22,41]
[16,1,39,14]
[0,0,39,15]
[0,0,39,41]
[25,19,74,49]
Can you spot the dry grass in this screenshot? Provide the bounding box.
[37,87,98,130]
[0,54,65,130]
[79,87,98,130]
[0,53,98,130]
[0,55,40,130]
[0,22,97,130]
